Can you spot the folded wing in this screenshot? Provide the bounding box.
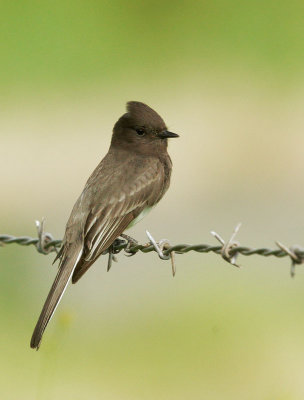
[72,156,167,282]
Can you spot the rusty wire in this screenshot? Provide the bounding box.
[1,220,304,277]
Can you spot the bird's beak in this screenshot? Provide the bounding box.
[157,130,179,139]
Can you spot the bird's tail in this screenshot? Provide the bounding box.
[30,242,83,350]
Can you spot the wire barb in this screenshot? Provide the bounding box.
[276,241,304,277]
[146,231,176,277]
[35,219,58,255]
[106,246,118,272]
[210,223,242,268]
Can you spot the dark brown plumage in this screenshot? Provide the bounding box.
[30,101,179,349]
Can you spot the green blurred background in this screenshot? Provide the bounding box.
[1,0,304,399]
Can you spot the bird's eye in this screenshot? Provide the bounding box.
[135,128,145,136]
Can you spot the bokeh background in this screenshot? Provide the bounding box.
[1,1,304,399]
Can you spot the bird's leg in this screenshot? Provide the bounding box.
[120,233,138,256]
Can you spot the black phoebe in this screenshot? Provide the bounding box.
[30,101,179,349]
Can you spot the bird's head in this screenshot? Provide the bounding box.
[111,101,179,154]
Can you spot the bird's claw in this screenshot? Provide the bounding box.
[120,233,139,256]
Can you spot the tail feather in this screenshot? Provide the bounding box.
[30,244,83,349]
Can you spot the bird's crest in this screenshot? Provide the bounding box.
[126,101,166,130]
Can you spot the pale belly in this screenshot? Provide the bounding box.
[127,206,154,229]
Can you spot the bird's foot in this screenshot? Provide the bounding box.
[106,239,126,272]
[112,238,127,253]
[120,233,138,256]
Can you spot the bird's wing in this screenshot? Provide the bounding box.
[71,156,166,283]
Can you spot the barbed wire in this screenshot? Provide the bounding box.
[1,220,304,277]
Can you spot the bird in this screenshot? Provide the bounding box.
[30,101,179,349]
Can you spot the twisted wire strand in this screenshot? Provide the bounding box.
[1,233,304,260]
